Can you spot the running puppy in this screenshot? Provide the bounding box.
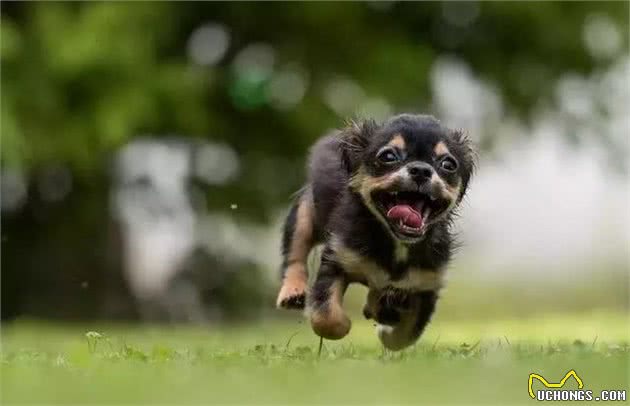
[276,114,474,350]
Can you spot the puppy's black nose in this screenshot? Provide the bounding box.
[407,162,433,183]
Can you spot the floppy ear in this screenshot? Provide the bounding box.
[338,119,378,173]
[449,128,476,197]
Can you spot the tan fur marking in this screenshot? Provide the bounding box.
[405,267,446,291]
[445,181,461,201]
[287,192,314,264]
[276,263,308,307]
[276,191,314,308]
[349,166,399,239]
[388,134,406,150]
[350,166,397,196]
[430,174,460,202]
[310,279,351,339]
[352,168,386,204]
[434,141,450,156]
[331,236,445,291]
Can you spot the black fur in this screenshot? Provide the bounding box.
[412,291,438,338]
[308,115,471,269]
[280,198,299,271]
[279,114,474,350]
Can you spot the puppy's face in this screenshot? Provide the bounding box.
[343,115,474,243]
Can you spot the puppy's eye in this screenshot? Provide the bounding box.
[377,148,400,164]
[440,156,458,172]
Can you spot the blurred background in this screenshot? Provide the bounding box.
[1,1,628,325]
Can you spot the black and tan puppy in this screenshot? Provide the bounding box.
[276,114,474,350]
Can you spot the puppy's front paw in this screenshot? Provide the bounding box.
[310,310,351,340]
[377,323,415,351]
[276,281,307,309]
[363,287,411,324]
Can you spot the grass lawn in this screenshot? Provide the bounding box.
[1,311,628,405]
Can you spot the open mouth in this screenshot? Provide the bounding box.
[372,190,449,239]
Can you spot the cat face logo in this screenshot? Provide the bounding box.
[528,370,584,399]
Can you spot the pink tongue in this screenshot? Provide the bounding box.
[386,204,423,229]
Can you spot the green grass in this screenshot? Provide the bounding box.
[1,312,629,405]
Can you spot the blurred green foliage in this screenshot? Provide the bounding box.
[2,2,627,217]
[1,2,628,322]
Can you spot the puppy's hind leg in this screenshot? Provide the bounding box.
[276,188,315,310]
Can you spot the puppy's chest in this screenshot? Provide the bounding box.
[333,245,444,292]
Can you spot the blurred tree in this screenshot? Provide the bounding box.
[1,2,627,320]
[2,2,627,218]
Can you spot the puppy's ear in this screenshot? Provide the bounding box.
[449,129,476,196]
[338,119,378,173]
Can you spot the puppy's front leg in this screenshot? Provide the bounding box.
[309,248,351,340]
[377,291,437,351]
